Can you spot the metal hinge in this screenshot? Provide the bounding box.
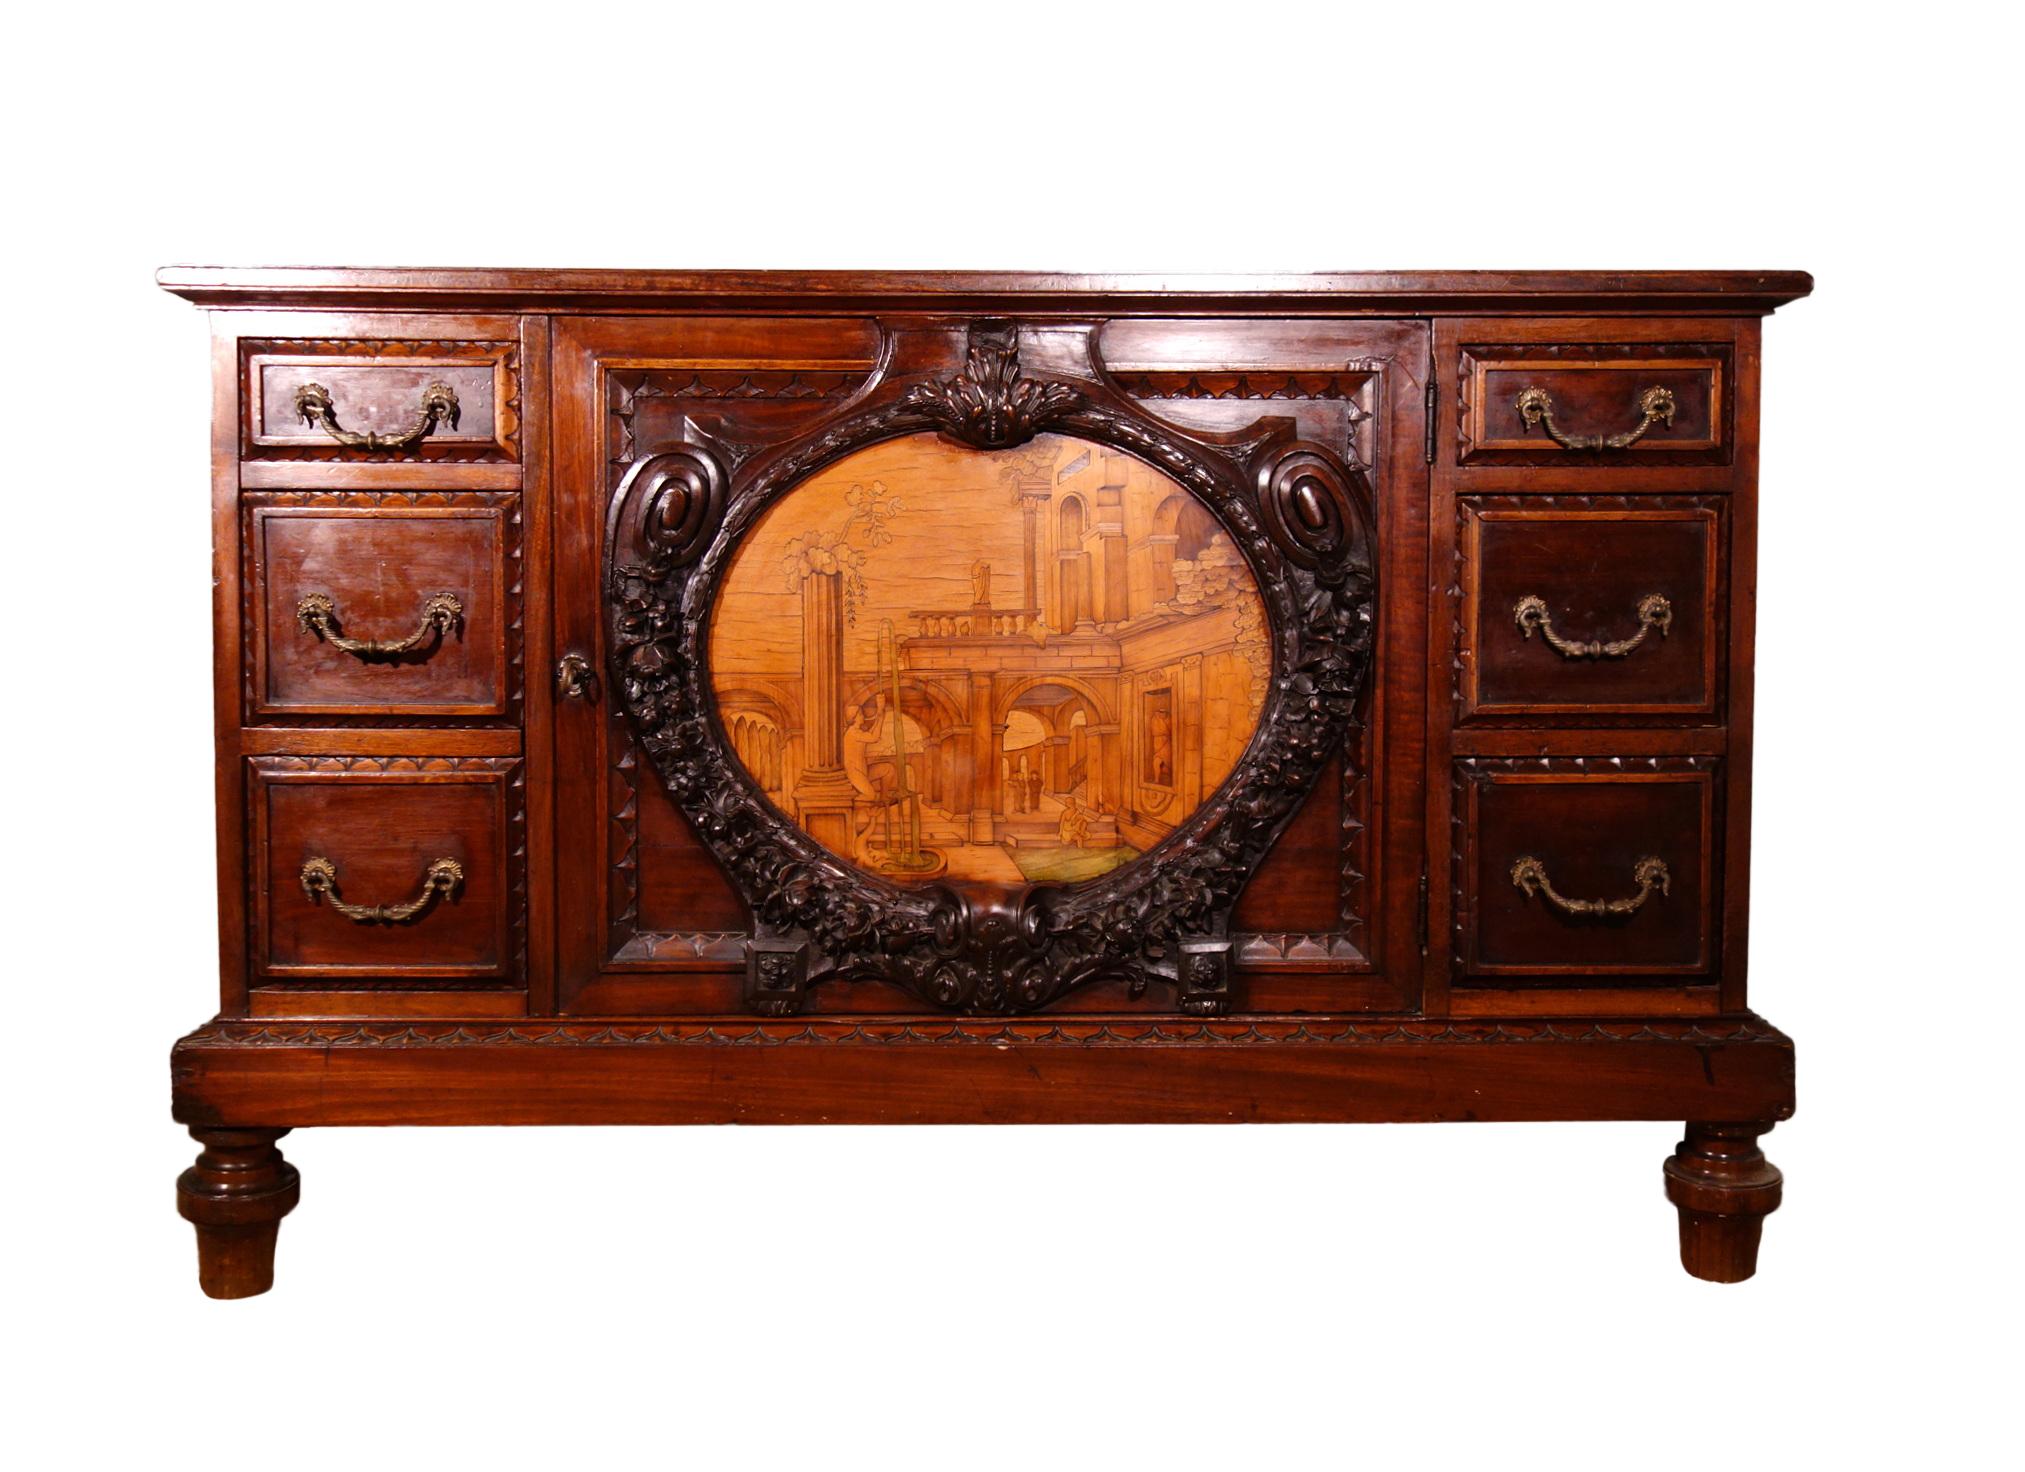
[1416,864,1431,955]
[1423,381,1438,464]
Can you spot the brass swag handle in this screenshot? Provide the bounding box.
[293,380,460,449]
[1515,384,1676,450]
[1511,855,1671,916]
[300,856,464,924]
[297,592,463,659]
[1514,592,1672,659]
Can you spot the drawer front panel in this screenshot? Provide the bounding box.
[1454,758,1716,980]
[250,757,523,980]
[248,502,514,720]
[1459,499,1720,719]
[242,340,519,461]
[1459,343,1729,465]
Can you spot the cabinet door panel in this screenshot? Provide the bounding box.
[550,315,1430,1014]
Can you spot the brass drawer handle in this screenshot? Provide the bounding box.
[1511,855,1670,916]
[300,856,463,924]
[297,592,463,660]
[1513,592,1672,658]
[293,380,460,449]
[1515,384,1676,450]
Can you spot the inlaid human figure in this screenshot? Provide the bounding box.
[971,559,991,607]
[1148,705,1174,787]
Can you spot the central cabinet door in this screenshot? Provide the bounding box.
[550,315,1431,1015]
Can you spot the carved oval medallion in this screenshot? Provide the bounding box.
[615,443,728,566]
[708,432,1269,888]
[1256,442,1356,569]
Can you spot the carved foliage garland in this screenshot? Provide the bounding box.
[606,323,1375,1016]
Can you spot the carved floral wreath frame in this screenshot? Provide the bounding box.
[605,321,1375,1016]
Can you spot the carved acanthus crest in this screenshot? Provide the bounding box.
[899,323,1082,448]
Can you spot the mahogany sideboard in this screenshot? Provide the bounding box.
[160,267,1810,1296]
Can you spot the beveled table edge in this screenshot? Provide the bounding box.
[156,266,1816,316]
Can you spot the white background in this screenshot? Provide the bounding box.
[6,4,2019,1467]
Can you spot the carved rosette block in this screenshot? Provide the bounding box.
[745,937,811,1016]
[1663,1122,1784,1283]
[1176,938,1233,1016]
[176,1126,300,1299]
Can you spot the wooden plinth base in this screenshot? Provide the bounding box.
[171,1013,1793,1292]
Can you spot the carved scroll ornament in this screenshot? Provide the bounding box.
[604,323,1376,1017]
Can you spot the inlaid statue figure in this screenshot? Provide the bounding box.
[1148,705,1174,787]
[971,559,991,607]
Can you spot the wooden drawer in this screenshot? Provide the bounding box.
[1458,498,1720,720]
[242,339,518,461]
[1458,342,1729,465]
[249,757,523,981]
[247,502,516,720]
[1453,758,1716,980]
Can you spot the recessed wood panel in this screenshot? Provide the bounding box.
[1459,501,1721,720]
[250,757,521,981]
[1459,343,1729,465]
[1454,759,1716,980]
[249,505,510,719]
[242,339,518,462]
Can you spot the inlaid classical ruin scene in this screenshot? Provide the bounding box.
[710,433,1269,884]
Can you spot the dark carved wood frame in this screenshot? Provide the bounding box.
[603,321,1376,1017]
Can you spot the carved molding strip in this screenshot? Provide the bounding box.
[179,1016,1791,1050]
[1112,370,1376,402]
[605,322,1377,1017]
[1113,367,1379,472]
[611,931,750,963]
[609,367,875,467]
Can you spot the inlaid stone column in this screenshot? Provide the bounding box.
[1020,492,1046,611]
[1096,458,1130,623]
[969,675,999,842]
[790,569,857,853]
[1056,548,1092,630]
[1092,722,1123,812]
[1045,733,1071,791]
[1181,653,1205,810]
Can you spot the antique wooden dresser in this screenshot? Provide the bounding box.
[160,267,1811,1295]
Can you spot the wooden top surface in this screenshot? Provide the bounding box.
[157,266,1814,315]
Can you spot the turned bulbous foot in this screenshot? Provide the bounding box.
[1664,1121,1783,1283]
[177,1127,300,1299]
